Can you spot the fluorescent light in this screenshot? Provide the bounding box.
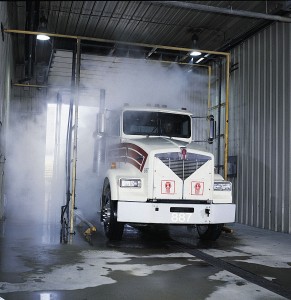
[190,50,201,56]
[37,34,50,41]
[196,57,205,63]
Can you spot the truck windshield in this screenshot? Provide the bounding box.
[123,110,191,138]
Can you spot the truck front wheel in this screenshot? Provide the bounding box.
[102,187,124,241]
[196,224,223,241]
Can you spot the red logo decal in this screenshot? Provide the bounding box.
[165,181,171,193]
[161,180,175,194]
[191,181,204,195]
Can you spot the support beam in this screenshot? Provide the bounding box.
[5,28,231,179]
[4,29,229,56]
[69,38,81,236]
[224,53,230,179]
[151,1,291,23]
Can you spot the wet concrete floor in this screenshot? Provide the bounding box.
[0,219,290,300]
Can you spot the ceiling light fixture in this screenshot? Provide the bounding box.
[190,33,201,56]
[196,57,205,63]
[37,13,50,41]
[37,34,50,41]
[190,50,201,57]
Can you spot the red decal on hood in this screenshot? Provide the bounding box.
[109,143,148,172]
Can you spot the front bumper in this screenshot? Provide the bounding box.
[117,201,236,224]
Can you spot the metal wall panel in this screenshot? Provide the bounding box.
[229,22,291,233]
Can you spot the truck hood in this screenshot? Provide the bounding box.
[119,137,214,201]
[123,137,212,157]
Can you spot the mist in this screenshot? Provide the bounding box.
[81,56,209,112]
[5,55,210,227]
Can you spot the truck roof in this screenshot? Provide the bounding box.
[121,105,193,116]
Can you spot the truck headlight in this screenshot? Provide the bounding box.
[213,181,232,191]
[120,178,141,188]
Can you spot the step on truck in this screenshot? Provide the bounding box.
[96,105,236,241]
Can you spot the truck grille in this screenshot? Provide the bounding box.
[155,152,211,180]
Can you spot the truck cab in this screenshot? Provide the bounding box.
[98,105,235,241]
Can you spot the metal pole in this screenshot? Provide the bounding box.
[151,1,291,23]
[4,29,229,56]
[65,47,76,220]
[69,38,81,235]
[13,83,47,88]
[224,53,230,179]
[217,60,222,174]
[207,66,211,109]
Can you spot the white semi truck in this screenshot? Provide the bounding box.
[96,105,236,241]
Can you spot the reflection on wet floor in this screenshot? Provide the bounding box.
[0,220,290,300]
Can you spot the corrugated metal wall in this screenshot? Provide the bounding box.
[0,1,14,219]
[229,22,291,233]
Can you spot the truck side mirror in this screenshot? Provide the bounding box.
[208,114,215,144]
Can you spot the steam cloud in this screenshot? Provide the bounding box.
[5,54,209,226]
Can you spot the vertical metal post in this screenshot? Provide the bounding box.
[217,60,222,174]
[207,66,211,110]
[65,48,76,221]
[224,53,230,179]
[69,38,81,234]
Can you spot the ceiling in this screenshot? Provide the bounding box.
[6,1,291,84]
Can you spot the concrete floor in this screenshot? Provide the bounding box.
[0,219,290,300]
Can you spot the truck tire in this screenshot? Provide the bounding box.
[102,187,124,241]
[196,224,223,241]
